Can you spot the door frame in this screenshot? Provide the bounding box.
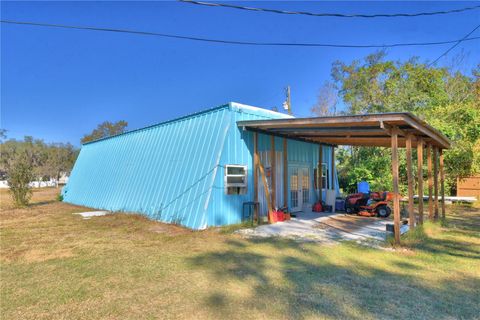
[289,165,311,212]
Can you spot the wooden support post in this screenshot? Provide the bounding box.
[331,146,335,190]
[406,134,415,229]
[253,132,259,222]
[258,159,273,218]
[417,138,424,225]
[391,128,401,245]
[270,136,276,209]
[427,144,433,220]
[318,145,323,203]
[440,149,446,220]
[283,138,288,208]
[433,146,439,220]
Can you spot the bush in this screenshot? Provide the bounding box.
[57,193,64,202]
[7,155,35,207]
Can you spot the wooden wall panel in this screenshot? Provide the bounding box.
[457,176,480,198]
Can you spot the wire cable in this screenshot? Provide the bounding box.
[179,0,480,19]
[2,19,480,49]
[428,24,480,66]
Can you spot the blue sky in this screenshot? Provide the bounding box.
[1,1,479,146]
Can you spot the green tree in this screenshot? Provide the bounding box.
[81,121,128,144]
[42,143,78,186]
[324,52,479,195]
[1,136,79,199]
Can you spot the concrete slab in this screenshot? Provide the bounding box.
[73,211,109,219]
[237,211,392,245]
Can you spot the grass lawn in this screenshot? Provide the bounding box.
[1,188,479,319]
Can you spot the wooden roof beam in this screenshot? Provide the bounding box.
[237,112,450,149]
[380,121,409,137]
[243,126,335,147]
[273,129,389,137]
[309,137,413,148]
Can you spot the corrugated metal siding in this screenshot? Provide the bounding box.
[64,105,232,229]
[64,101,339,229]
[206,105,292,226]
[212,129,338,219]
[64,102,293,229]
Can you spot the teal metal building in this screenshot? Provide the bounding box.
[63,102,339,229]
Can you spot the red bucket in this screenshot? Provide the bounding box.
[312,202,323,212]
[269,210,285,223]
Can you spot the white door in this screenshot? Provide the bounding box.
[290,167,310,212]
[301,167,310,209]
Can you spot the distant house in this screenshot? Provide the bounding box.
[0,172,69,189]
[63,102,339,229]
[58,172,69,185]
[457,175,480,199]
[0,180,57,188]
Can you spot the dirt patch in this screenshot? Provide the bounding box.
[317,215,388,233]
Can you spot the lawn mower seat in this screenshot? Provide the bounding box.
[370,191,387,201]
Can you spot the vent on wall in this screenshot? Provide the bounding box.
[225,165,247,195]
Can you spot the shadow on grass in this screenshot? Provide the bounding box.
[446,214,480,234]
[402,219,480,260]
[187,213,480,319]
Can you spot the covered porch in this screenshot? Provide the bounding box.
[238,112,451,245]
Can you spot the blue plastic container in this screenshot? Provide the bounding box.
[357,181,370,193]
[335,199,345,211]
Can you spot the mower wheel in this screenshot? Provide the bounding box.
[376,205,391,218]
[345,207,353,214]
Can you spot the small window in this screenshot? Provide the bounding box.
[225,165,247,195]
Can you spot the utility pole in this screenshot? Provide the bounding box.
[282,86,292,115]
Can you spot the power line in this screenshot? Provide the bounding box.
[2,20,480,49]
[179,0,480,19]
[428,24,480,66]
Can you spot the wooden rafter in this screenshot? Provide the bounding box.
[238,112,450,149]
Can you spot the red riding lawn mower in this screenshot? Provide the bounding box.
[344,191,393,218]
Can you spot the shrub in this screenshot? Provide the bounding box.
[57,193,64,202]
[7,155,35,207]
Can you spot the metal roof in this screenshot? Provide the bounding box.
[82,102,292,146]
[237,112,451,149]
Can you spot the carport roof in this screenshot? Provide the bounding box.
[237,112,450,149]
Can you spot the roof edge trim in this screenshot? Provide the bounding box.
[229,102,294,119]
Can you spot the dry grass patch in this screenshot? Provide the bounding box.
[1,188,479,319]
